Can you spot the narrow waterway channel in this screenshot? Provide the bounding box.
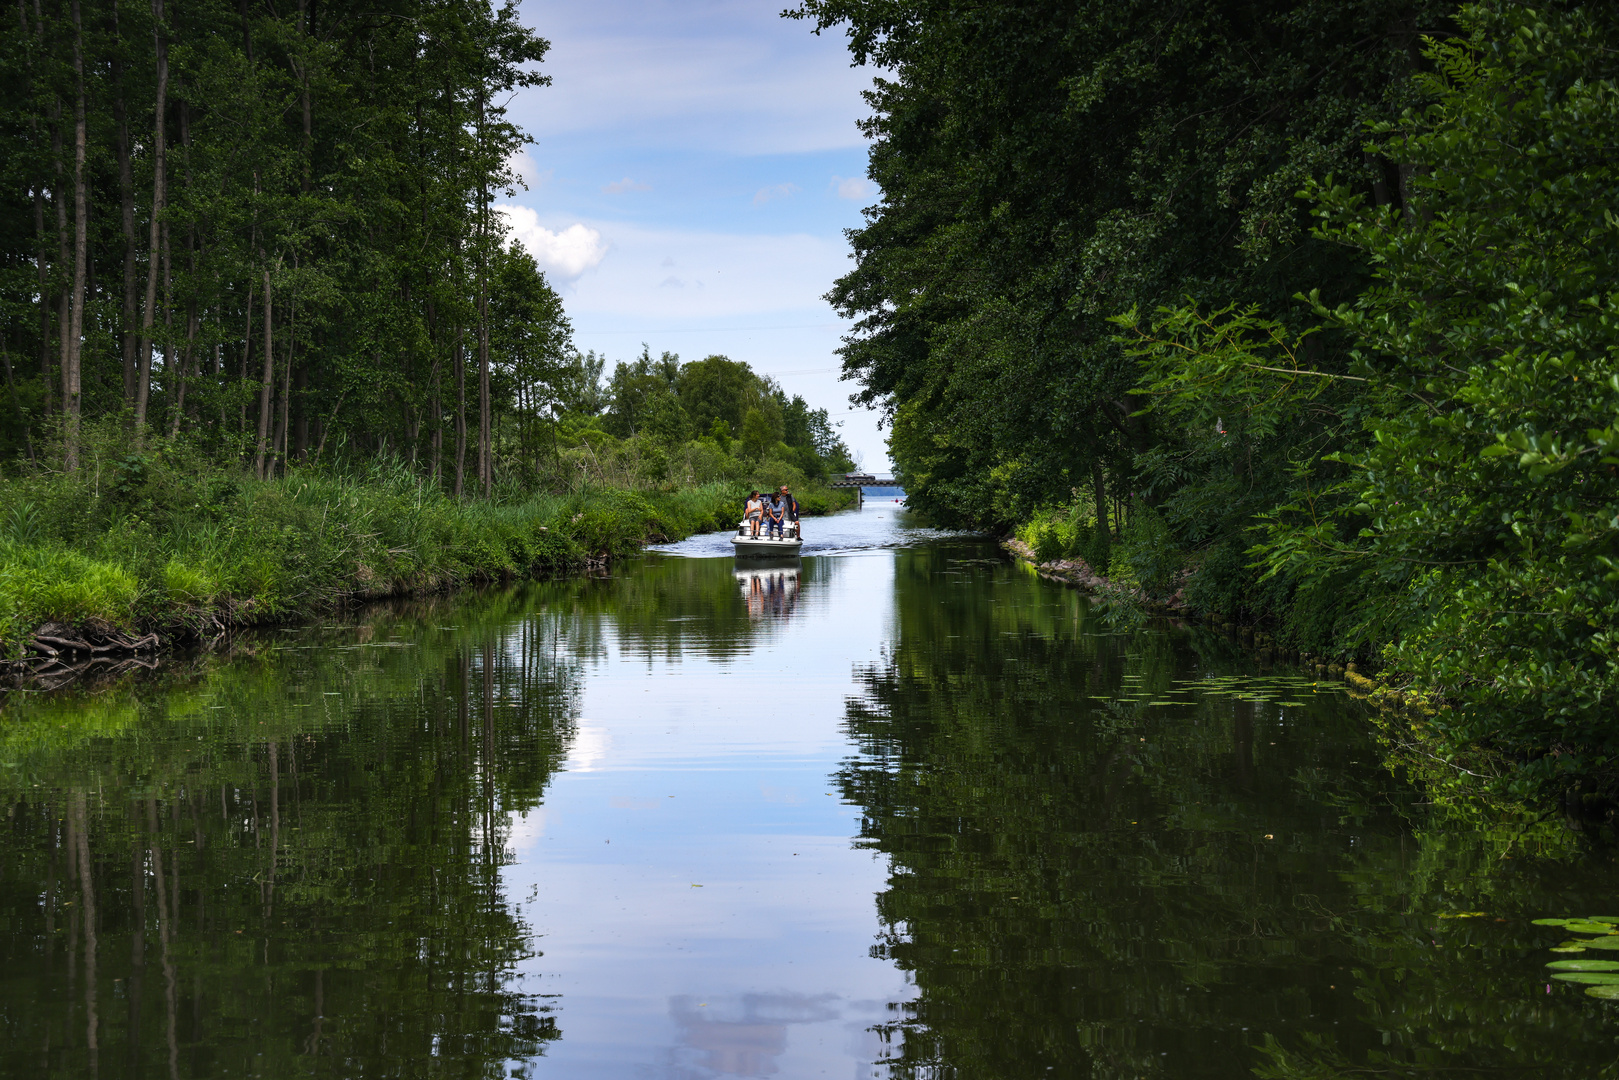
[2,498,1616,1079]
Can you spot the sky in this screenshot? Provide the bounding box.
[499,0,891,472]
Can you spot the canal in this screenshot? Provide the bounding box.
[1,497,1615,1078]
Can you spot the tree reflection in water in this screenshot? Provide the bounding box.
[0,592,575,1078]
[841,545,1619,1080]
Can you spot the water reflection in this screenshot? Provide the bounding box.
[0,603,574,1078]
[736,563,801,622]
[3,518,1619,1079]
[839,549,1619,1080]
[667,993,838,1077]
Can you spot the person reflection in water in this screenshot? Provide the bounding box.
[741,568,800,620]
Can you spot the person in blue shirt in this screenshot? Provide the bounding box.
[777,485,800,539]
[763,491,786,539]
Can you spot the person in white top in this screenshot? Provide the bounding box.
[743,490,764,537]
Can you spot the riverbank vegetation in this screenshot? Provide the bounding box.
[0,423,753,656]
[796,1,1619,806]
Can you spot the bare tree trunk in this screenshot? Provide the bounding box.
[52,102,68,423]
[476,93,492,497]
[64,0,88,471]
[294,363,308,459]
[34,183,52,417]
[273,287,294,474]
[169,99,196,439]
[158,216,172,428]
[454,325,466,498]
[134,0,169,429]
[254,268,273,478]
[113,0,138,405]
[239,275,253,438]
[428,296,442,485]
[479,307,491,496]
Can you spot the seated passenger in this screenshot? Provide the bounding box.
[744,490,763,537]
[778,485,800,539]
[764,492,785,538]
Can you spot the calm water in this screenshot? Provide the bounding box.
[3,501,1617,1078]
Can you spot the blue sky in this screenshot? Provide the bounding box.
[499,0,890,470]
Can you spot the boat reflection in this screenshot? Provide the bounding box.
[735,561,801,621]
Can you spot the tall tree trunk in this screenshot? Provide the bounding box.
[52,101,68,422]
[33,183,52,416]
[239,276,253,437]
[24,0,54,417]
[134,0,169,429]
[476,93,492,497]
[158,216,172,428]
[454,325,466,498]
[294,363,309,459]
[273,286,294,473]
[169,98,195,439]
[113,0,138,405]
[479,305,491,495]
[428,296,441,485]
[254,268,273,478]
[64,0,88,471]
[1091,459,1108,538]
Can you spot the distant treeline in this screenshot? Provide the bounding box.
[0,0,566,492]
[796,1,1619,804]
[551,347,857,490]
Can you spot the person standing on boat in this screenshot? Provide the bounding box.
[744,490,764,538]
[763,489,786,539]
[778,485,800,539]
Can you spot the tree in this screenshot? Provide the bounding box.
[789,0,1450,528]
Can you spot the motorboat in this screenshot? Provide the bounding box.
[731,520,803,557]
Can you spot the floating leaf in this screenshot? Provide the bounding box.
[1547,960,1619,971]
[1533,918,1575,926]
[1562,920,1615,935]
[1586,985,1619,1000]
[1577,936,1619,951]
[1589,916,1619,924]
[1550,946,1587,954]
[1552,972,1619,985]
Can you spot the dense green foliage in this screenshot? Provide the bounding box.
[0,0,570,493]
[798,0,1619,800]
[0,420,784,655]
[574,347,856,482]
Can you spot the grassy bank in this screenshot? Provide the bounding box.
[0,433,852,656]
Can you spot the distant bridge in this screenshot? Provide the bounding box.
[829,474,901,506]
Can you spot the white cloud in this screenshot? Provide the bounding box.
[496,204,608,282]
[603,177,652,194]
[752,182,799,206]
[556,219,845,320]
[832,175,877,201]
[506,148,551,192]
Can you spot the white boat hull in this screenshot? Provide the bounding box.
[731,520,802,558]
